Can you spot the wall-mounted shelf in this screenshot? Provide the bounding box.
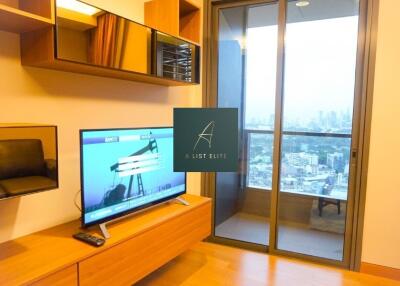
[145,0,201,45]
[21,29,197,86]
[0,0,54,33]
[18,0,200,86]
[179,0,201,44]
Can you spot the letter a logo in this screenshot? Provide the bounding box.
[193,121,215,151]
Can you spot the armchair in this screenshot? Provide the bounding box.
[0,139,58,198]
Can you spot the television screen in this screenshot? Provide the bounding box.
[80,127,185,227]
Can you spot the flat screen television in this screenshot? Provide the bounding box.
[80,127,186,227]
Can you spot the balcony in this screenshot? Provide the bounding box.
[215,128,351,261]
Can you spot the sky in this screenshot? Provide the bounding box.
[244,16,359,129]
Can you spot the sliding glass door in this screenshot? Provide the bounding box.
[210,0,368,267]
[214,1,279,247]
[276,0,360,262]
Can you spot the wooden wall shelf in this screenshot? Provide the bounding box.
[16,0,200,86]
[0,0,200,86]
[179,0,201,44]
[0,194,211,286]
[145,0,201,44]
[0,0,201,86]
[0,0,54,33]
[20,26,199,86]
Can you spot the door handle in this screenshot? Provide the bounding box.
[351,149,358,165]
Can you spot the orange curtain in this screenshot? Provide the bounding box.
[88,13,125,68]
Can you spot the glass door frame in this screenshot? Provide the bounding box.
[205,0,277,254]
[202,0,378,270]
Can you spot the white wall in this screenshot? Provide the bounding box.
[0,0,202,244]
[362,0,400,269]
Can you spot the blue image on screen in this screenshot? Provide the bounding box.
[81,127,185,225]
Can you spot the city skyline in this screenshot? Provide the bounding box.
[247,120,352,199]
[246,108,353,134]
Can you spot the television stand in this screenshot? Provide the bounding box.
[0,194,211,286]
[98,196,190,239]
[99,223,111,239]
[173,196,190,206]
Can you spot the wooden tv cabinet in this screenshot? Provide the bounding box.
[0,194,211,286]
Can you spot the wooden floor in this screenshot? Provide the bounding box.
[136,242,400,286]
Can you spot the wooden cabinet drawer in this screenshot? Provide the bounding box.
[78,202,211,286]
[30,265,78,286]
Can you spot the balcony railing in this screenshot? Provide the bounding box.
[243,129,352,200]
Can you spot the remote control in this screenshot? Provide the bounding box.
[73,232,105,247]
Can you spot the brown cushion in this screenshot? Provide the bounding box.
[0,139,45,180]
[0,185,7,199]
[0,176,57,196]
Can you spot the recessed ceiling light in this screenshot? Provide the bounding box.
[296,0,310,7]
[57,0,101,16]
